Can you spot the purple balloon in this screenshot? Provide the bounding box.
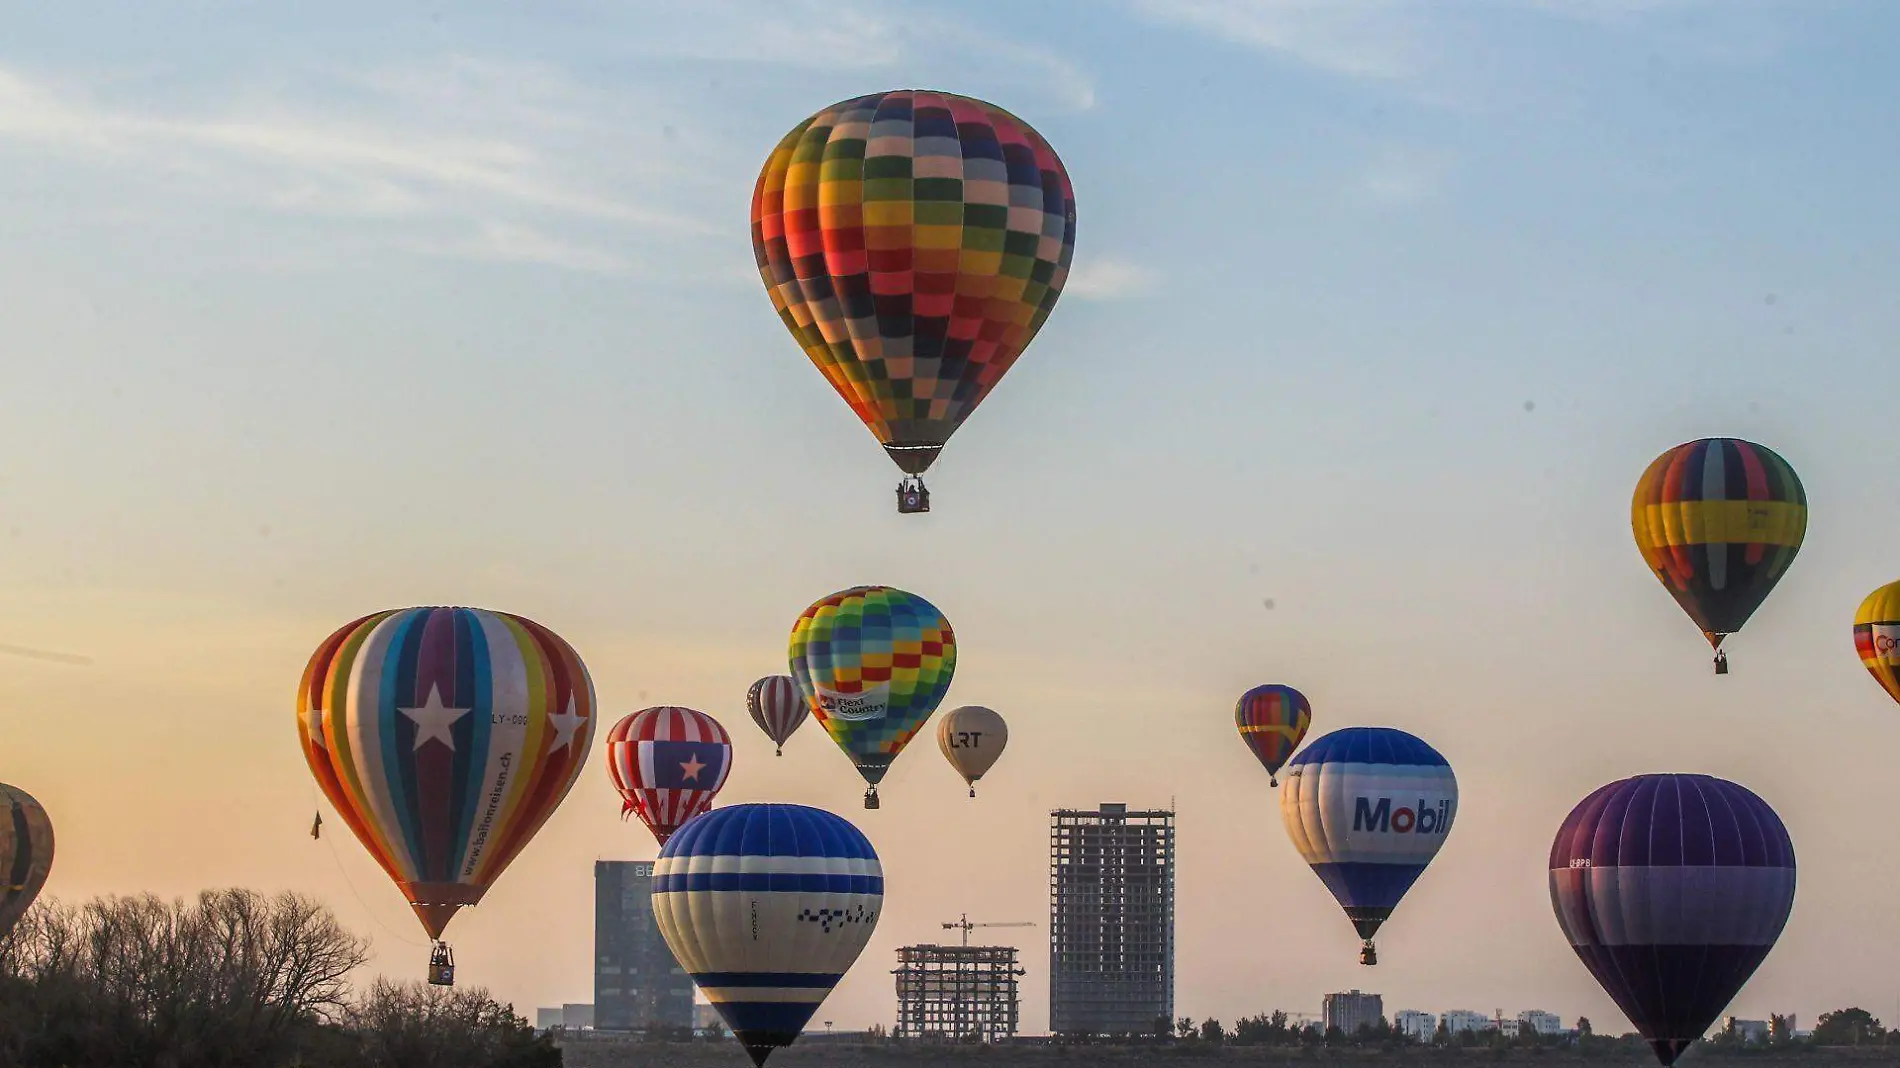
[1550,775,1795,1067]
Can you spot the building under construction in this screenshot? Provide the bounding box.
[893,943,1024,1041]
[1048,803,1175,1036]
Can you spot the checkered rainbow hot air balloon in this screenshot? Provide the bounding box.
[752,89,1077,512]
[788,585,956,809]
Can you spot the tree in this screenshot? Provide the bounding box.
[350,978,558,1068]
[1435,1017,1452,1046]
[1177,1016,1195,1040]
[1813,1008,1882,1046]
[1151,1014,1173,1042]
[1200,1018,1224,1043]
[1577,1017,1593,1038]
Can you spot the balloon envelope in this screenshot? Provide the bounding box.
[297,607,596,940]
[788,586,956,798]
[1631,438,1806,655]
[747,675,808,755]
[653,803,881,1067]
[0,783,53,939]
[1280,727,1457,956]
[752,89,1077,476]
[1853,580,1900,706]
[605,707,733,847]
[937,705,1007,794]
[1235,684,1311,785]
[1550,774,1795,1067]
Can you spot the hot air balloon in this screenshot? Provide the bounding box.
[1281,727,1457,966]
[1632,438,1806,674]
[1235,684,1311,787]
[937,705,1007,798]
[0,783,53,939]
[297,606,595,983]
[1854,580,1900,706]
[752,89,1078,514]
[605,706,733,847]
[789,585,956,809]
[747,675,808,756]
[652,803,881,1067]
[1550,775,1796,1067]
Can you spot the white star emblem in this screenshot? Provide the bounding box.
[680,754,705,782]
[546,695,585,753]
[304,705,327,749]
[399,684,470,751]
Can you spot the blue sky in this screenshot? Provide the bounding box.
[4,0,1900,1037]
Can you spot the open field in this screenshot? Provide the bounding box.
[556,1040,1897,1068]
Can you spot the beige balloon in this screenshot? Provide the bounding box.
[937,705,1008,797]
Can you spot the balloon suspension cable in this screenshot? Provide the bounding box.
[864,785,880,810]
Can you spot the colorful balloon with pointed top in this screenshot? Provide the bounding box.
[747,675,808,756]
[788,585,956,809]
[0,783,53,939]
[1551,775,1796,1067]
[937,705,1007,798]
[605,706,733,847]
[297,607,595,947]
[1632,438,1806,673]
[1854,580,1900,706]
[1281,727,1457,965]
[1235,684,1311,786]
[752,89,1077,506]
[653,803,881,1067]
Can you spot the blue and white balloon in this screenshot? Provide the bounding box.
[1280,726,1457,964]
[652,803,882,1066]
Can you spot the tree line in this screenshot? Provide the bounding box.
[0,888,560,1068]
[1050,1007,1900,1053]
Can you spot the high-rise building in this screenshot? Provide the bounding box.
[1442,1010,1493,1035]
[1519,1010,1563,1036]
[1395,1010,1437,1042]
[893,943,1025,1041]
[1323,990,1384,1036]
[1048,803,1175,1036]
[594,860,694,1031]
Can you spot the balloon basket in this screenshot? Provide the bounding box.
[968,786,976,799]
[1359,940,1377,966]
[864,787,880,810]
[1714,651,1729,675]
[896,477,931,514]
[428,942,456,987]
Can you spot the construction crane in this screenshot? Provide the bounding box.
[941,913,1036,947]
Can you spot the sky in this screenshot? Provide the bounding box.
[3,0,1900,1039]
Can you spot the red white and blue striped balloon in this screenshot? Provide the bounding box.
[747,675,807,756]
[1550,774,1796,1068]
[605,707,733,847]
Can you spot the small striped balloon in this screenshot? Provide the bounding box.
[605,707,733,847]
[747,675,808,756]
[0,783,53,939]
[1234,684,1311,786]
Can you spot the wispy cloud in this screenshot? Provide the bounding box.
[1125,0,1431,82]
[411,221,633,274]
[1126,0,1782,102]
[1359,145,1458,206]
[1066,256,1156,301]
[0,57,716,271]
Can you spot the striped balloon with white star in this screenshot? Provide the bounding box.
[653,804,881,1067]
[297,606,596,941]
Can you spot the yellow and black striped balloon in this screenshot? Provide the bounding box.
[1631,438,1806,662]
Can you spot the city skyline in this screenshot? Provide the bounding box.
[5,0,1900,1043]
